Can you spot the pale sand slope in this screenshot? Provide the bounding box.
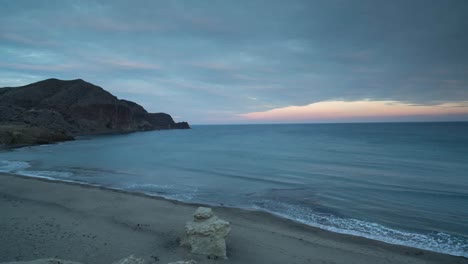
[0,173,466,264]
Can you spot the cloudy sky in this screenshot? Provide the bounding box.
[1,0,468,124]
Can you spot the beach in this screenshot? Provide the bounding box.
[0,173,465,264]
[2,0,468,262]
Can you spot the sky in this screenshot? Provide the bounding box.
[1,0,468,124]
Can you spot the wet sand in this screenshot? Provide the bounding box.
[0,173,466,264]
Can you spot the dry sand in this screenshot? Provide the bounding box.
[0,173,466,264]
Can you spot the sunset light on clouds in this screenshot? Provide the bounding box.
[2,1,468,260]
[240,100,468,123]
[1,0,467,124]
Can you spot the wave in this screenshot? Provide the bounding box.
[0,160,31,172]
[253,199,468,257]
[15,170,74,180]
[122,183,199,202]
[1,158,466,258]
[0,159,74,180]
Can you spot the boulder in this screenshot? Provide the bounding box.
[180,207,230,259]
[112,255,145,264]
[193,207,214,220]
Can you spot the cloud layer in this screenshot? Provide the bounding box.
[241,100,468,123]
[1,0,467,123]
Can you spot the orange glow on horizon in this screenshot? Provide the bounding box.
[240,100,468,121]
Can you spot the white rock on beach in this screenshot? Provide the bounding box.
[112,255,145,264]
[193,207,214,220]
[180,207,230,259]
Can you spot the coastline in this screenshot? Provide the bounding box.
[1,173,466,264]
[0,125,191,151]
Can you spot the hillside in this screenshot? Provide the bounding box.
[0,78,189,147]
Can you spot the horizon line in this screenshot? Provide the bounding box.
[189,120,468,126]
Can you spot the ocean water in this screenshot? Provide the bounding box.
[1,122,467,257]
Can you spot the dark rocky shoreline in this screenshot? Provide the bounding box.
[0,78,189,147]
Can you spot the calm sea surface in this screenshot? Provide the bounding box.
[1,122,467,256]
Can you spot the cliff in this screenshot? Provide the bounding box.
[0,78,189,147]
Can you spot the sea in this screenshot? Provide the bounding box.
[1,122,467,257]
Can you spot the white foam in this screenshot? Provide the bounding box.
[2,159,465,257]
[125,183,172,190]
[253,200,468,257]
[15,170,73,179]
[123,183,198,201]
[0,160,31,172]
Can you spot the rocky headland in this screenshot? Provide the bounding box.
[0,78,189,147]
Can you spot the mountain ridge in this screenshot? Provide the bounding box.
[0,78,189,147]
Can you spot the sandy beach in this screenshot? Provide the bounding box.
[0,173,466,264]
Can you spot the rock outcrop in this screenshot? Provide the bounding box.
[0,78,190,147]
[180,207,230,259]
[0,124,74,146]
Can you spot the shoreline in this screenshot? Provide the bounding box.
[2,171,467,258]
[0,126,191,151]
[1,172,466,264]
